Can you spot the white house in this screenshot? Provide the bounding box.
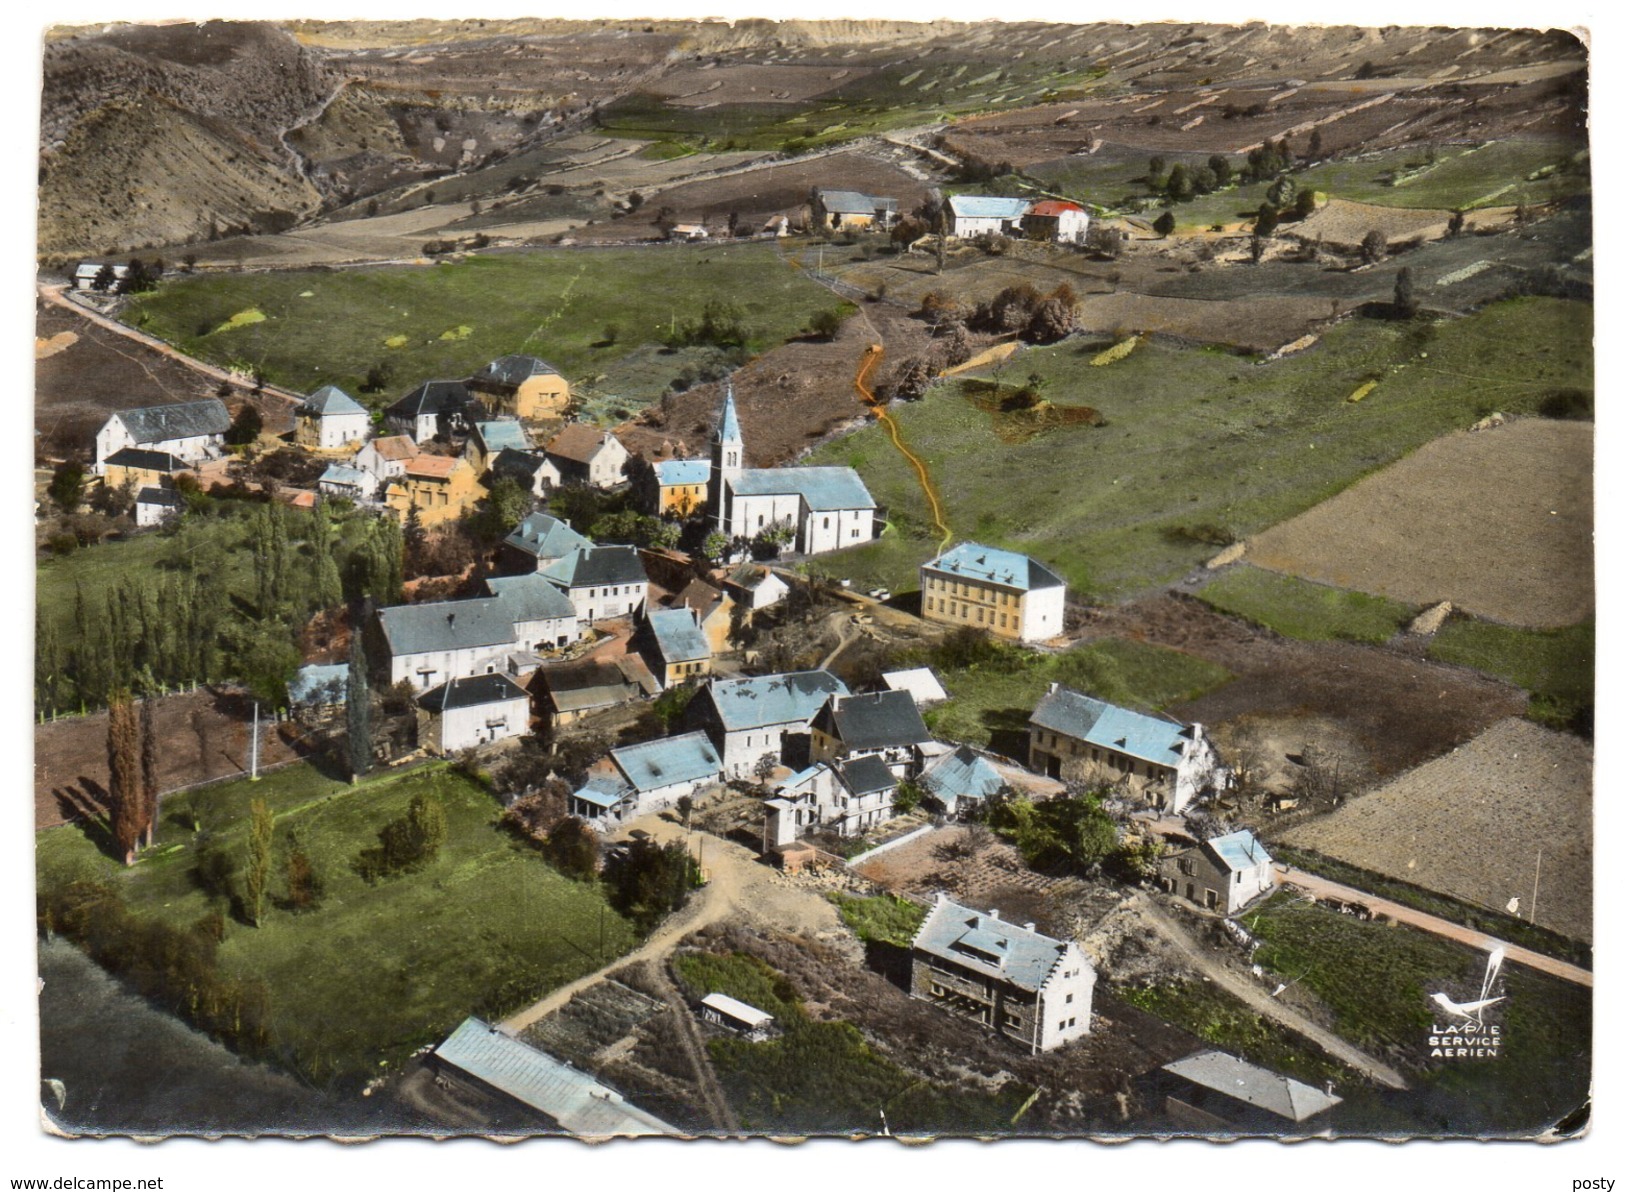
[685,669,849,779]
[501,511,592,572]
[723,564,790,613]
[569,731,724,824]
[1022,200,1091,245]
[544,425,630,490]
[355,435,420,484]
[72,261,129,291]
[1160,829,1275,914]
[295,385,370,452]
[808,689,932,777]
[95,399,230,470]
[416,673,531,754]
[761,755,898,845]
[134,486,185,528]
[385,380,472,444]
[317,462,380,502]
[539,545,648,627]
[374,574,580,692]
[946,195,1032,239]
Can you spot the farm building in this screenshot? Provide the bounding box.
[685,669,849,779]
[1159,829,1275,914]
[373,574,579,692]
[920,542,1066,644]
[294,385,369,452]
[72,260,129,291]
[134,486,184,528]
[537,657,658,726]
[809,689,932,775]
[317,462,378,502]
[102,447,189,493]
[573,731,724,824]
[384,380,473,444]
[723,564,789,613]
[430,1017,678,1137]
[464,419,533,473]
[467,354,570,422]
[908,894,1095,1053]
[946,195,1031,239]
[709,388,876,556]
[647,457,711,517]
[881,667,949,708]
[416,673,532,755]
[1157,1050,1340,1131]
[920,745,1007,819]
[539,545,649,626]
[634,606,712,689]
[699,994,774,1041]
[1027,684,1230,814]
[809,187,899,231]
[501,511,593,572]
[94,399,230,470]
[288,662,348,711]
[544,424,630,489]
[383,454,486,528]
[1022,199,1090,244]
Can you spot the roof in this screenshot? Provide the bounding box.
[703,670,849,732]
[419,673,529,713]
[700,993,774,1028]
[114,399,231,445]
[572,776,635,809]
[490,448,546,485]
[646,607,710,665]
[135,486,185,508]
[813,690,931,752]
[504,512,592,561]
[1027,200,1086,218]
[814,188,897,215]
[654,459,711,487]
[610,730,723,794]
[368,435,420,462]
[922,745,1006,811]
[923,542,1065,593]
[1202,829,1273,873]
[909,896,1079,993]
[948,195,1032,221]
[1028,685,1193,770]
[730,466,875,511]
[403,455,462,481]
[288,662,348,706]
[881,667,949,707]
[547,423,619,465]
[301,385,366,417]
[433,1018,678,1136]
[75,262,128,280]
[105,447,186,472]
[716,387,742,444]
[376,597,517,657]
[541,545,647,591]
[484,572,578,622]
[726,564,781,592]
[1162,1050,1341,1122]
[676,578,727,616]
[474,420,532,453]
[836,754,895,797]
[540,660,642,712]
[387,380,471,419]
[319,463,371,488]
[472,354,561,388]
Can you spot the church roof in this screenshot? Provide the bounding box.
[731,467,876,511]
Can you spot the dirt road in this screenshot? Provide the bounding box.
[1274,867,1592,989]
[1134,892,1411,1090]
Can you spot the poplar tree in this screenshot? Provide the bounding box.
[347,598,372,783]
[105,694,143,865]
[245,798,274,927]
[139,697,160,849]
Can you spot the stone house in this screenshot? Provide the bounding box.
[417,673,532,754]
[722,564,789,615]
[946,195,1031,239]
[685,669,849,779]
[1022,199,1090,245]
[808,689,932,777]
[101,448,189,494]
[919,542,1066,644]
[467,355,570,423]
[501,511,593,573]
[809,188,898,231]
[538,545,649,627]
[1159,829,1275,914]
[95,399,230,471]
[384,454,486,527]
[294,385,370,452]
[536,657,658,727]
[544,424,629,489]
[634,605,712,689]
[385,380,473,444]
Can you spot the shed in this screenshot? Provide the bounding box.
[700,993,775,1041]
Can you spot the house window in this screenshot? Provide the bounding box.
[1066,992,1074,1004]
[823,516,830,529]
[851,528,860,539]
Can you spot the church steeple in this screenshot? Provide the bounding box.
[712,382,744,485]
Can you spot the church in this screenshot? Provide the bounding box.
[707,386,877,556]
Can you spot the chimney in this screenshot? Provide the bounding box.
[1023,922,1036,932]
[988,908,1000,920]
[447,613,456,626]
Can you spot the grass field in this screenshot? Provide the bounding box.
[922,637,1232,753]
[37,762,637,1085]
[1246,893,1590,1135]
[1196,566,1416,644]
[806,296,1591,600]
[829,893,926,948]
[124,245,838,417]
[1427,618,1594,729]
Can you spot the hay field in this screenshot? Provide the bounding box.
[1282,718,1591,943]
[1247,418,1592,628]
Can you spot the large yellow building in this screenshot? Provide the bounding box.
[385,455,486,527]
[919,542,1067,644]
[468,355,570,423]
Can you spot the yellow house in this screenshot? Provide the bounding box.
[468,355,570,423]
[101,447,190,494]
[919,542,1067,644]
[649,458,711,517]
[385,455,486,527]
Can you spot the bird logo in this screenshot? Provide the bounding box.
[1429,947,1506,1026]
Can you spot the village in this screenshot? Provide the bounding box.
[32,16,1592,1148]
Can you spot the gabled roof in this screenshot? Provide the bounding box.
[301,385,367,417]
[923,542,1065,593]
[881,667,949,707]
[610,730,723,794]
[473,420,532,454]
[402,455,462,481]
[654,459,711,487]
[114,399,231,444]
[573,775,635,809]
[484,573,578,622]
[135,486,185,508]
[418,672,530,713]
[105,447,186,472]
[1029,684,1193,769]
[490,448,547,485]
[504,511,592,561]
[433,1017,677,1136]
[702,670,849,732]
[814,188,898,215]
[319,462,371,488]
[1162,1050,1341,1122]
[539,660,642,713]
[1027,200,1086,218]
[731,466,875,511]
[725,564,781,592]
[1202,829,1273,873]
[367,435,421,463]
[948,195,1032,220]
[387,380,471,419]
[471,354,562,388]
[676,578,727,617]
[922,745,1006,811]
[813,690,931,752]
[541,545,647,591]
[377,597,516,657]
[909,896,1079,993]
[645,607,710,665]
[836,754,895,797]
[701,993,774,1028]
[547,424,621,465]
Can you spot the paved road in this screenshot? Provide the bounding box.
[1274,866,1593,989]
[1135,892,1411,1090]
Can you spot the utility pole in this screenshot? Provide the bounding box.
[249,700,261,781]
[1530,848,1542,926]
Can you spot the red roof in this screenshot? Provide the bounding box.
[1028,200,1085,217]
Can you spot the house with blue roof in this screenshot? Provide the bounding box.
[760,754,901,847]
[686,668,849,779]
[465,419,533,473]
[809,187,899,231]
[908,893,1095,1052]
[295,385,370,452]
[920,745,1008,818]
[1027,683,1230,814]
[635,606,712,689]
[647,457,711,517]
[317,461,378,503]
[572,730,724,824]
[501,511,592,572]
[920,541,1066,643]
[1160,828,1274,914]
[946,195,1032,239]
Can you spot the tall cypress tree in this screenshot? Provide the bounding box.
[347,598,372,783]
[139,697,160,848]
[105,694,143,865]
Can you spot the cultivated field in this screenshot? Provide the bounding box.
[1281,718,1591,943]
[1246,418,1593,628]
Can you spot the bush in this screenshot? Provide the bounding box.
[354,793,448,882]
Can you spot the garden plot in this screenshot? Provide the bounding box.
[1246,419,1592,628]
[1281,718,1591,943]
